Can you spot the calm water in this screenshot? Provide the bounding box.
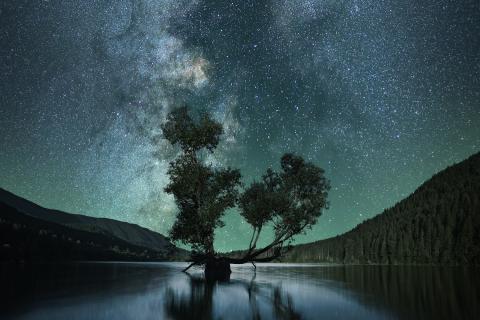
[1,262,478,320]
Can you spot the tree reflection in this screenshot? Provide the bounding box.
[164,274,301,320]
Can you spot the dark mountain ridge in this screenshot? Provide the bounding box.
[284,151,480,265]
[0,202,173,262]
[0,188,173,253]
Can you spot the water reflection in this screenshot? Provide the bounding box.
[165,273,301,320]
[0,263,478,320]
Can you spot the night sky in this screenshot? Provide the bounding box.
[1,0,479,251]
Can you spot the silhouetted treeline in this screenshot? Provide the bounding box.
[284,152,480,265]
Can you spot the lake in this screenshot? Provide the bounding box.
[1,262,478,319]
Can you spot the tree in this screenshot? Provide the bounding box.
[162,106,241,256]
[162,106,330,279]
[234,153,330,264]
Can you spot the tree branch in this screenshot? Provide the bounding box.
[247,227,257,252]
[230,221,310,264]
[182,261,198,272]
[249,225,262,253]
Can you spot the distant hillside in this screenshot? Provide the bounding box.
[0,188,177,254]
[0,202,174,262]
[0,188,187,259]
[284,152,480,265]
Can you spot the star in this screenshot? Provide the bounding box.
[0,0,479,251]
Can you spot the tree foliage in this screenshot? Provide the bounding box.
[238,153,330,261]
[162,106,241,254]
[162,106,223,154]
[162,106,330,268]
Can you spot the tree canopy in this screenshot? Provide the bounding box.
[162,106,223,154]
[161,106,330,269]
[162,106,241,254]
[238,154,330,261]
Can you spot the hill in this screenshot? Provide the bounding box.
[0,202,175,262]
[0,188,174,253]
[283,152,480,265]
[0,188,188,261]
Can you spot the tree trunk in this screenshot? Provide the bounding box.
[204,257,231,282]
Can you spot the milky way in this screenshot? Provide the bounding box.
[1,0,479,251]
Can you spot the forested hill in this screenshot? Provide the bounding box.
[284,152,480,265]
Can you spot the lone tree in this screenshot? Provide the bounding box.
[162,106,241,256]
[162,106,330,280]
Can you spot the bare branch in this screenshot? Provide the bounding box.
[250,226,262,251]
[247,227,257,252]
[232,221,310,264]
[182,261,198,272]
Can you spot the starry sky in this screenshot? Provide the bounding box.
[1,0,479,252]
